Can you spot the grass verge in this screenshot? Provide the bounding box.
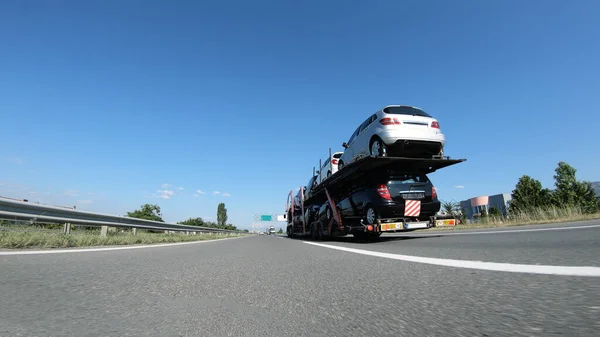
[429,206,600,231]
[0,231,244,249]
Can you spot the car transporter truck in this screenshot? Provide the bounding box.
[285,149,466,241]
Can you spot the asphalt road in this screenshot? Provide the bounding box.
[1,221,599,337]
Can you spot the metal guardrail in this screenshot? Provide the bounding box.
[0,197,238,233]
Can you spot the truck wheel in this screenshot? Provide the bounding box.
[310,223,318,240]
[317,222,325,241]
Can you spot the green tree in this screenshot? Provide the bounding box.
[552,161,599,212]
[217,202,228,227]
[480,208,488,218]
[488,206,502,217]
[277,228,283,234]
[573,180,600,213]
[553,161,580,207]
[441,200,460,216]
[509,175,552,213]
[178,217,205,227]
[127,204,164,222]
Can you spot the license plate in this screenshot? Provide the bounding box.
[381,223,403,231]
[405,222,429,230]
[435,219,456,226]
[400,192,425,200]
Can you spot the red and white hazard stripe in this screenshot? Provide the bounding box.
[404,200,421,217]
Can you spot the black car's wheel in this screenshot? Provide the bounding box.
[370,137,387,157]
[365,205,378,225]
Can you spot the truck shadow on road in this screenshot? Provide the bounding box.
[335,235,442,244]
[284,234,442,244]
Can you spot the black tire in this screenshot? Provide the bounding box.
[338,160,345,171]
[370,137,387,157]
[327,170,331,178]
[316,222,323,241]
[310,223,318,240]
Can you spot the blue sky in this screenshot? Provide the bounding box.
[1,0,599,230]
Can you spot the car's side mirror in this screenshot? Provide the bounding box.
[342,142,348,149]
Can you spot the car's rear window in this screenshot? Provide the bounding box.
[333,153,342,159]
[387,174,430,184]
[383,106,431,118]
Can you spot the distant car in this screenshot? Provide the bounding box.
[336,170,441,231]
[259,231,265,235]
[317,151,343,184]
[338,105,445,169]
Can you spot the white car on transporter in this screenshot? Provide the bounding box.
[337,105,446,170]
[317,151,343,183]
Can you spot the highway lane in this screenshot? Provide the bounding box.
[322,220,600,267]
[1,222,599,337]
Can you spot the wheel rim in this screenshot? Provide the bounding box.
[371,140,381,156]
[366,207,376,224]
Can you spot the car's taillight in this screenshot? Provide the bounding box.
[332,159,338,165]
[379,118,400,125]
[432,186,437,199]
[431,121,440,129]
[377,184,391,200]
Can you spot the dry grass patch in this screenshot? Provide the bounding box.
[430,206,600,231]
[0,230,243,249]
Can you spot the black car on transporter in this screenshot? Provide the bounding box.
[318,170,441,238]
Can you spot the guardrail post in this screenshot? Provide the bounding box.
[132,228,137,236]
[100,225,108,237]
[63,223,71,234]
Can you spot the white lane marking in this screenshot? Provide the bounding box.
[303,242,600,277]
[0,236,246,256]
[403,223,600,237]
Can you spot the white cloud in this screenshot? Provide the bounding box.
[193,194,198,197]
[156,189,175,199]
[161,183,172,189]
[196,190,205,194]
[64,189,79,197]
[77,200,94,204]
[177,187,184,190]
[212,191,220,195]
[454,185,465,189]
[222,192,231,197]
